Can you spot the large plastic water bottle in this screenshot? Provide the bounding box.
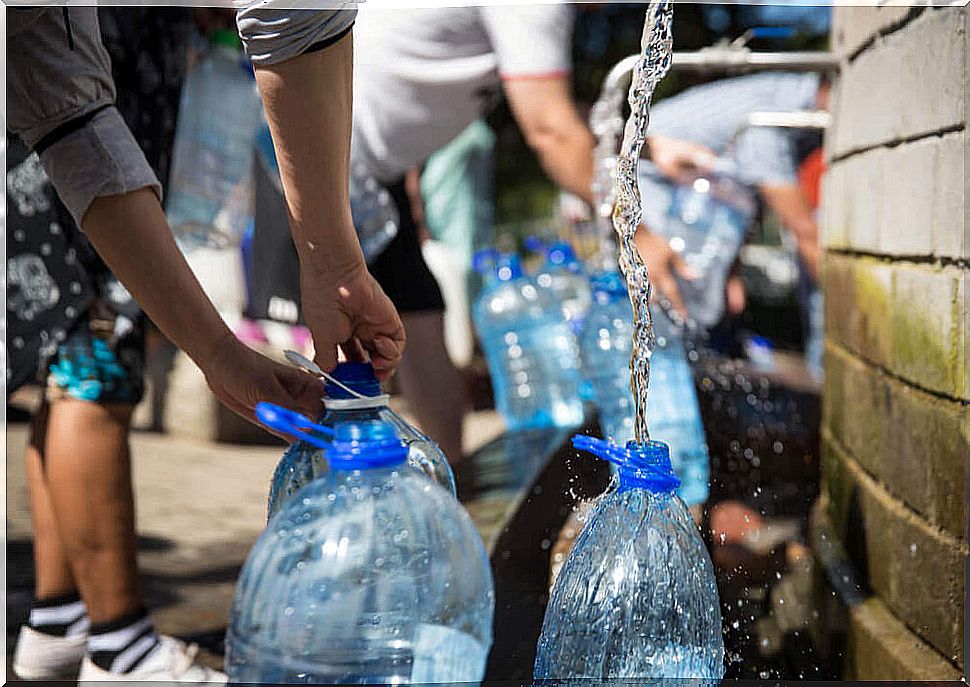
[166,30,262,250]
[535,436,724,680]
[639,163,755,331]
[267,362,456,518]
[525,238,592,334]
[228,408,494,683]
[579,270,635,442]
[579,271,710,506]
[472,251,584,431]
[649,329,712,507]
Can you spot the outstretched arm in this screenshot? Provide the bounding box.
[238,12,405,378]
[8,8,323,425]
[503,76,596,207]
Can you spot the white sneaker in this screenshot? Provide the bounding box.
[77,635,227,683]
[13,625,88,679]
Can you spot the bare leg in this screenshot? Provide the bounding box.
[396,311,467,465]
[25,405,77,600]
[43,399,142,624]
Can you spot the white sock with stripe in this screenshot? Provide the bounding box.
[87,608,161,674]
[28,591,90,637]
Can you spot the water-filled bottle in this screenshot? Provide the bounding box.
[267,362,455,518]
[648,329,711,507]
[166,30,262,250]
[472,251,584,431]
[639,162,755,330]
[349,161,399,263]
[228,408,494,683]
[525,238,592,334]
[534,436,724,680]
[579,270,635,443]
[580,271,710,506]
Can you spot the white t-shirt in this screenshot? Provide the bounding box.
[352,4,574,183]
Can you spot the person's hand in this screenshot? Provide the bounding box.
[200,332,325,425]
[634,225,698,320]
[646,135,717,183]
[300,258,406,381]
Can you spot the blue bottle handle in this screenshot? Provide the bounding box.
[256,402,333,450]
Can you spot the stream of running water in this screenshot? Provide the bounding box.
[611,1,675,444]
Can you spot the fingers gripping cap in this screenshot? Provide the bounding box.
[326,362,382,399]
[572,435,680,493]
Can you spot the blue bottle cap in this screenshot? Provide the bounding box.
[325,362,382,399]
[496,254,523,282]
[572,434,681,493]
[547,241,579,268]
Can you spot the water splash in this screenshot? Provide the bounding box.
[611,2,675,443]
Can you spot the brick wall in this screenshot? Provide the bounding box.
[816,6,968,680]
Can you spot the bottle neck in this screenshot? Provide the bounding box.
[323,394,390,411]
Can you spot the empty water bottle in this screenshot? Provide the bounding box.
[472,251,584,431]
[535,436,724,680]
[228,407,494,683]
[166,30,262,249]
[267,362,456,518]
[639,162,755,330]
[525,237,592,334]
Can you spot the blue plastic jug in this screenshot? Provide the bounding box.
[267,362,456,518]
[535,436,724,680]
[228,407,494,683]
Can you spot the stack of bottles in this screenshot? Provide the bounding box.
[229,406,494,683]
[535,435,724,679]
[267,362,456,518]
[471,244,718,506]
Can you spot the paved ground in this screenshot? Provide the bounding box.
[5,406,508,674]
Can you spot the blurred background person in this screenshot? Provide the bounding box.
[636,71,829,356]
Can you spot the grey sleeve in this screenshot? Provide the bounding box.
[733,127,799,187]
[235,2,357,66]
[7,8,161,223]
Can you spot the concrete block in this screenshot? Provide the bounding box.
[822,254,894,368]
[847,596,963,680]
[831,8,965,157]
[820,153,884,253]
[820,166,848,250]
[881,136,936,256]
[931,131,968,259]
[891,265,964,399]
[832,5,915,58]
[822,437,966,665]
[884,379,968,539]
[826,340,968,539]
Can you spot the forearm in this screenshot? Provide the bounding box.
[504,77,595,207]
[253,32,363,279]
[81,189,233,365]
[531,124,596,207]
[759,182,820,280]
